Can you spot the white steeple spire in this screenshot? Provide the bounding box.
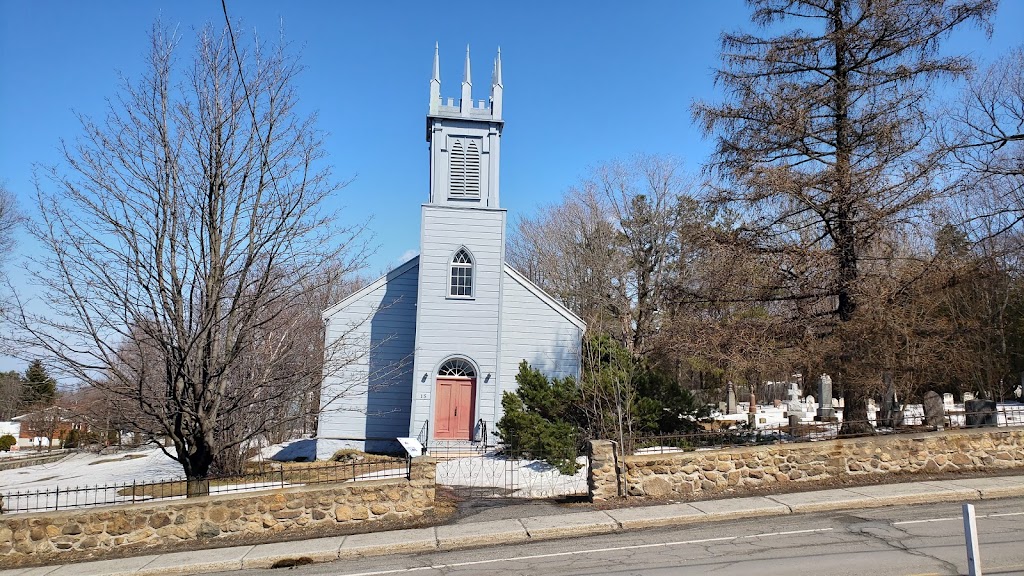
[490,47,503,120]
[429,42,441,115]
[460,45,472,113]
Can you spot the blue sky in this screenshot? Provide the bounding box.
[0,0,1022,374]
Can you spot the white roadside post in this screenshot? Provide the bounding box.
[962,502,982,576]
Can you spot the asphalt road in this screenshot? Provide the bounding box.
[213,498,1024,576]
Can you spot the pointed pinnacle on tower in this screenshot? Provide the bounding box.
[429,42,441,115]
[490,46,503,120]
[432,42,440,82]
[460,44,473,114]
[494,46,502,87]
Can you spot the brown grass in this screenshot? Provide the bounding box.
[88,453,147,466]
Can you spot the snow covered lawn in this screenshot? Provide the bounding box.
[0,448,182,493]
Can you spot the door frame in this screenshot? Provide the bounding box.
[430,355,481,441]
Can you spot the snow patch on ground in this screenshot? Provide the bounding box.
[256,438,317,462]
[436,455,588,498]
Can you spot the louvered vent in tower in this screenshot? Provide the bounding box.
[449,137,481,199]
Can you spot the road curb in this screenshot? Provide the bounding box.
[4,476,1023,576]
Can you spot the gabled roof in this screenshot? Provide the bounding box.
[322,256,420,319]
[504,264,587,330]
[320,255,586,331]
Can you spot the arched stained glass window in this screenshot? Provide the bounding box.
[450,248,473,297]
[438,358,476,378]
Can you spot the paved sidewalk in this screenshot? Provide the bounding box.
[3,475,1023,576]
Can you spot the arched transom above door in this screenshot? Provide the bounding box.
[438,358,476,378]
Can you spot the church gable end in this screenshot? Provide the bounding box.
[317,258,419,456]
[318,45,582,455]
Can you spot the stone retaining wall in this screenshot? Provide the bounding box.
[590,428,1024,500]
[0,452,68,472]
[1,457,436,566]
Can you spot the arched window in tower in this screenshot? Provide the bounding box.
[449,248,474,297]
[449,137,481,199]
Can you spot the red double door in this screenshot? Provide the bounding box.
[434,377,475,440]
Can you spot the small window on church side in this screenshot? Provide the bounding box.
[449,137,481,199]
[450,248,473,297]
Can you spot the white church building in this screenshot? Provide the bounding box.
[316,46,585,456]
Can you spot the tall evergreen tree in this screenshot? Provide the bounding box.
[693,0,995,430]
[22,359,56,407]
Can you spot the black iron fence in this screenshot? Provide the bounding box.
[0,457,410,515]
[630,404,1024,455]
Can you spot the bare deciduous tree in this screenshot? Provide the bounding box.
[0,183,19,264]
[5,21,369,483]
[509,154,705,355]
[949,45,1024,179]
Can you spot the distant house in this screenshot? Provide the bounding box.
[13,407,89,450]
[316,46,585,456]
[0,420,20,451]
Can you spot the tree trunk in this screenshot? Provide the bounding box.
[841,387,873,435]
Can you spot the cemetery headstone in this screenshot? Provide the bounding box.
[789,414,801,432]
[727,382,737,414]
[965,399,998,427]
[943,393,955,408]
[880,375,902,428]
[922,390,944,427]
[788,382,801,404]
[816,374,835,419]
[867,398,878,422]
[963,392,975,402]
[748,393,757,427]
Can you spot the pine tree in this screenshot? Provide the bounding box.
[22,359,57,407]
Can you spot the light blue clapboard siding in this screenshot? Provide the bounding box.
[316,258,419,457]
[497,267,585,428]
[408,205,506,439]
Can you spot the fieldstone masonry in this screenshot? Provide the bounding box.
[590,428,1024,500]
[589,440,620,501]
[1,457,436,566]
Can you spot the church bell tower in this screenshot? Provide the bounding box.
[426,44,503,207]
[409,44,508,441]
